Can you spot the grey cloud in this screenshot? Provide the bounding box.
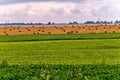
[71,9,81,14]
[91,5,115,18]
[50,8,65,14]
[0,0,85,5]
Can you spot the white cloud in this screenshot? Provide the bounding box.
[0,0,120,23]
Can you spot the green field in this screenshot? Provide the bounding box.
[0,33,120,79]
[1,33,120,42]
[0,33,120,65]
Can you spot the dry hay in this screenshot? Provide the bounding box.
[0,24,120,35]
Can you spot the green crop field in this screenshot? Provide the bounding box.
[1,39,120,65]
[0,33,120,80]
[0,33,120,42]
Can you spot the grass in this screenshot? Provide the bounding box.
[0,33,120,42]
[0,33,120,79]
[0,64,120,80]
[0,35,120,64]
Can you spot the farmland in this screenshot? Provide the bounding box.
[0,24,120,35]
[0,33,120,79]
[1,37,120,65]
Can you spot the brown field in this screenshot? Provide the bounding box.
[0,24,120,35]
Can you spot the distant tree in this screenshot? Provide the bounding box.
[35,23,43,25]
[96,21,101,24]
[30,22,33,25]
[110,21,113,24]
[96,21,112,24]
[69,22,73,24]
[52,22,55,25]
[84,20,113,24]
[114,20,120,24]
[69,21,78,24]
[103,21,108,24]
[73,21,78,24]
[47,22,51,25]
[84,21,95,24]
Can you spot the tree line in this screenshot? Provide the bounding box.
[1,20,120,25]
[84,20,120,24]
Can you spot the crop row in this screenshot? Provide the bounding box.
[0,61,120,80]
[0,33,120,42]
[0,39,120,64]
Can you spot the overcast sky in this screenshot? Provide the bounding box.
[0,0,120,23]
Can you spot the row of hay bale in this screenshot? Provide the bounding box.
[0,24,120,35]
